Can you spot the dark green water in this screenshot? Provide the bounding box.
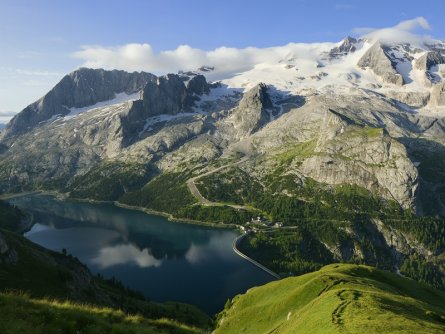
[9,194,273,314]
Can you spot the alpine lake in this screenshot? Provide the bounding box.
[8,194,273,314]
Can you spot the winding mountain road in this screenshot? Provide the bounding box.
[186,157,251,210]
[186,157,284,279]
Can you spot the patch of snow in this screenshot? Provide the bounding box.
[39,113,63,124]
[199,85,241,102]
[64,92,140,120]
[190,85,242,114]
[186,39,443,101]
[217,40,378,96]
[138,110,208,137]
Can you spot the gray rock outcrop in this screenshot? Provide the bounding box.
[415,51,445,86]
[357,42,404,86]
[141,74,211,117]
[141,74,187,116]
[301,117,418,208]
[226,83,272,137]
[328,36,357,58]
[429,81,445,106]
[385,91,430,108]
[120,74,211,146]
[415,51,445,72]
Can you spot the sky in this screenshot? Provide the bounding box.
[1,0,444,123]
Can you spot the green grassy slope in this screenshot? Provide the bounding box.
[0,292,205,334]
[215,264,445,334]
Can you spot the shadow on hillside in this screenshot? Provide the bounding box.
[400,137,445,216]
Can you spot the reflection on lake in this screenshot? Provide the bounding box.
[10,194,273,314]
[92,243,163,269]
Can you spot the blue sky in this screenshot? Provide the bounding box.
[1,0,444,121]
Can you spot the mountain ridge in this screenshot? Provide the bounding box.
[215,263,445,334]
[2,68,156,139]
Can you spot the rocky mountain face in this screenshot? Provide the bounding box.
[327,36,357,59]
[120,74,213,146]
[430,82,445,106]
[1,36,445,286]
[1,38,445,209]
[357,41,405,86]
[415,51,445,85]
[2,68,155,139]
[222,83,272,138]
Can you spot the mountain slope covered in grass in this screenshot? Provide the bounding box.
[0,292,206,334]
[215,264,445,334]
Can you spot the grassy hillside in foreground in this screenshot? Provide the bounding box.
[0,292,204,334]
[215,264,445,334]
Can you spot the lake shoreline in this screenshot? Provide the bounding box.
[114,202,237,229]
[0,191,41,200]
[3,191,239,231]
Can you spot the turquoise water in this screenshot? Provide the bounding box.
[9,194,273,314]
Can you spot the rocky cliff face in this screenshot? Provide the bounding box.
[415,51,445,71]
[120,74,212,147]
[223,83,272,138]
[357,42,404,86]
[300,122,418,208]
[2,68,155,139]
[415,51,445,86]
[0,77,431,211]
[430,81,445,106]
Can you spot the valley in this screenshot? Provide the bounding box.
[2,16,445,332]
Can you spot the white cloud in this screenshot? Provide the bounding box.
[0,110,17,117]
[394,16,431,31]
[353,16,434,46]
[72,41,334,81]
[185,233,238,265]
[0,110,17,123]
[0,118,12,124]
[92,243,163,269]
[71,17,440,80]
